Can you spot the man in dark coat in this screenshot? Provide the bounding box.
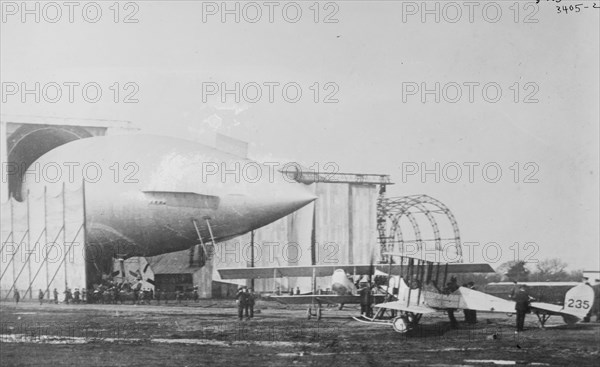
[64,288,71,305]
[236,287,248,321]
[359,283,372,317]
[246,288,255,319]
[445,277,459,328]
[463,282,477,324]
[514,285,531,331]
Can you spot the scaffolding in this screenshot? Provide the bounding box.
[0,183,86,300]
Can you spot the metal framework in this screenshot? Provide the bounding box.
[376,194,462,264]
[0,183,85,299]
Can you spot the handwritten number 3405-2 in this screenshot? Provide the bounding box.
[557,3,600,13]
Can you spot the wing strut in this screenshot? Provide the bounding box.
[406,257,414,307]
[416,259,423,305]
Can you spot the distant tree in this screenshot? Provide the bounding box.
[565,269,584,282]
[530,258,568,281]
[498,260,530,282]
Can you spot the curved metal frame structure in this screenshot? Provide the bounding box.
[377,194,462,263]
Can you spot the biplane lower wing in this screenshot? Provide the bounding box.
[270,294,387,305]
[374,301,436,314]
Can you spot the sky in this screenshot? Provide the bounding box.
[1,1,598,271]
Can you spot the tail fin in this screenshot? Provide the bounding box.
[563,284,595,319]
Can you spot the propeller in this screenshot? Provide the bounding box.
[129,265,155,286]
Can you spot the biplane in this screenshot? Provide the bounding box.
[356,253,596,333]
[217,261,494,319]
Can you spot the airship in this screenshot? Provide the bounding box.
[21,134,316,261]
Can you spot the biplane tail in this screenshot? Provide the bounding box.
[528,283,595,325]
[558,283,595,319]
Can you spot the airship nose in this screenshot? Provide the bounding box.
[228,169,316,228]
[257,180,316,220]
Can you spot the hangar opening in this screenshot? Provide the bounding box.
[0,115,136,300]
[7,124,93,201]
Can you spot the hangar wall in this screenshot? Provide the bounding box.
[0,115,137,300]
[212,179,380,294]
[0,186,86,301]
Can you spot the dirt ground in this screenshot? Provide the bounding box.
[1,299,598,366]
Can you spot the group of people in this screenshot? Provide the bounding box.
[443,277,479,328]
[13,288,85,305]
[89,285,200,305]
[12,284,204,306]
[235,286,256,320]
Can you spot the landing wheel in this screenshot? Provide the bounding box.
[392,316,409,333]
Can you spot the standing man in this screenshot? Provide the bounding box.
[246,288,255,319]
[73,289,81,304]
[13,289,20,304]
[53,288,59,304]
[64,288,71,305]
[236,287,248,321]
[444,277,459,328]
[359,283,372,317]
[514,285,530,332]
[464,282,477,324]
[38,289,45,305]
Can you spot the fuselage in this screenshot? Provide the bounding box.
[22,134,316,259]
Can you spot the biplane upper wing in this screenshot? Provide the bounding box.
[375,263,494,274]
[217,265,374,279]
[269,294,387,305]
[217,262,494,280]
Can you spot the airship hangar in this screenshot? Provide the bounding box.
[0,115,463,301]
